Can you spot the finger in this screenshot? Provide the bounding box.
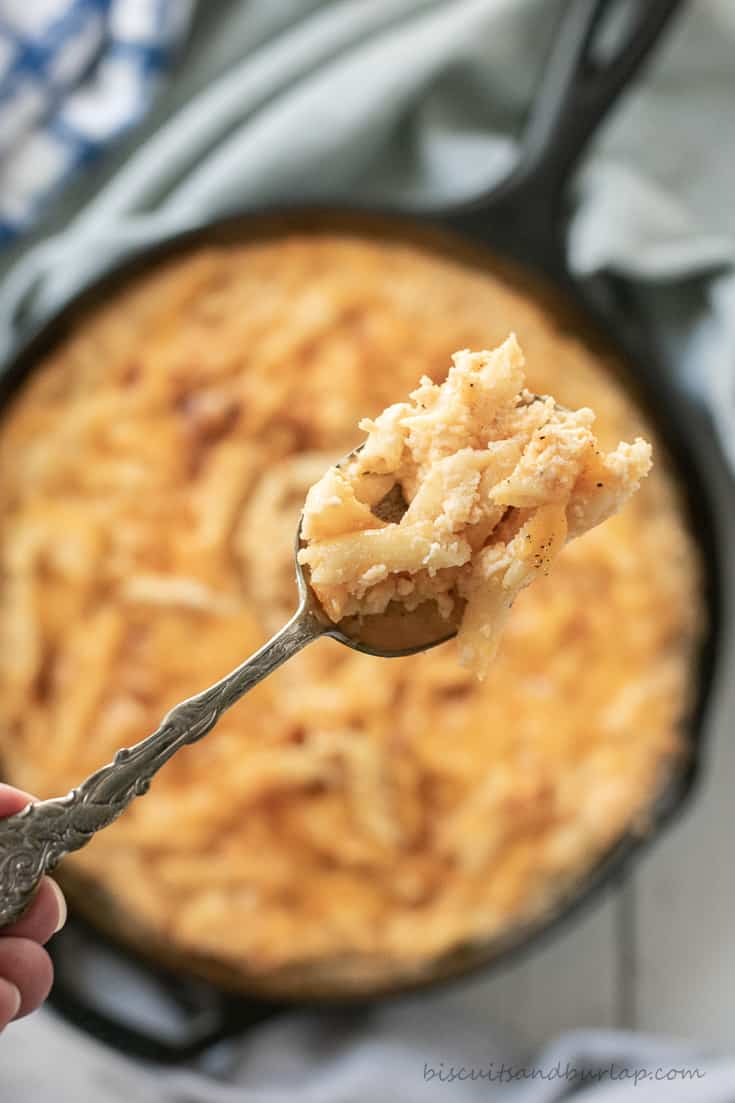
[0,978,21,1030]
[0,785,34,819]
[0,877,66,944]
[0,938,53,1020]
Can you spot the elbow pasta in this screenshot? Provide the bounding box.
[299,337,652,675]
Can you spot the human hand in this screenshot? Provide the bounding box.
[0,785,66,1030]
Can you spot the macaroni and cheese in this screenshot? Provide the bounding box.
[299,336,652,675]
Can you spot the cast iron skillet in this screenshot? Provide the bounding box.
[0,0,724,1062]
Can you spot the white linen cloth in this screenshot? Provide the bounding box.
[1,0,735,1099]
[2,1003,729,1102]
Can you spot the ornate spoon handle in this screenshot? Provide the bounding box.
[0,606,322,927]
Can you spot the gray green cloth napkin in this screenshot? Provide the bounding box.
[2,0,735,1098]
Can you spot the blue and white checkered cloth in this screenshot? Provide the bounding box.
[0,0,194,244]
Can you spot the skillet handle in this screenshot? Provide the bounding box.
[460,0,684,236]
[48,920,280,1063]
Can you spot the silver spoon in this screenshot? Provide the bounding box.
[0,449,460,927]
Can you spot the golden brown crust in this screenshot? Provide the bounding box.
[0,230,702,993]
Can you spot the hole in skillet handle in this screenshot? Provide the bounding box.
[47,919,280,1063]
[521,0,686,197]
[448,0,685,265]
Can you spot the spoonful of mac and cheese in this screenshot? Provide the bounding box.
[298,333,652,674]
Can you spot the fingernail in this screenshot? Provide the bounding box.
[6,982,21,1020]
[49,879,67,933]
